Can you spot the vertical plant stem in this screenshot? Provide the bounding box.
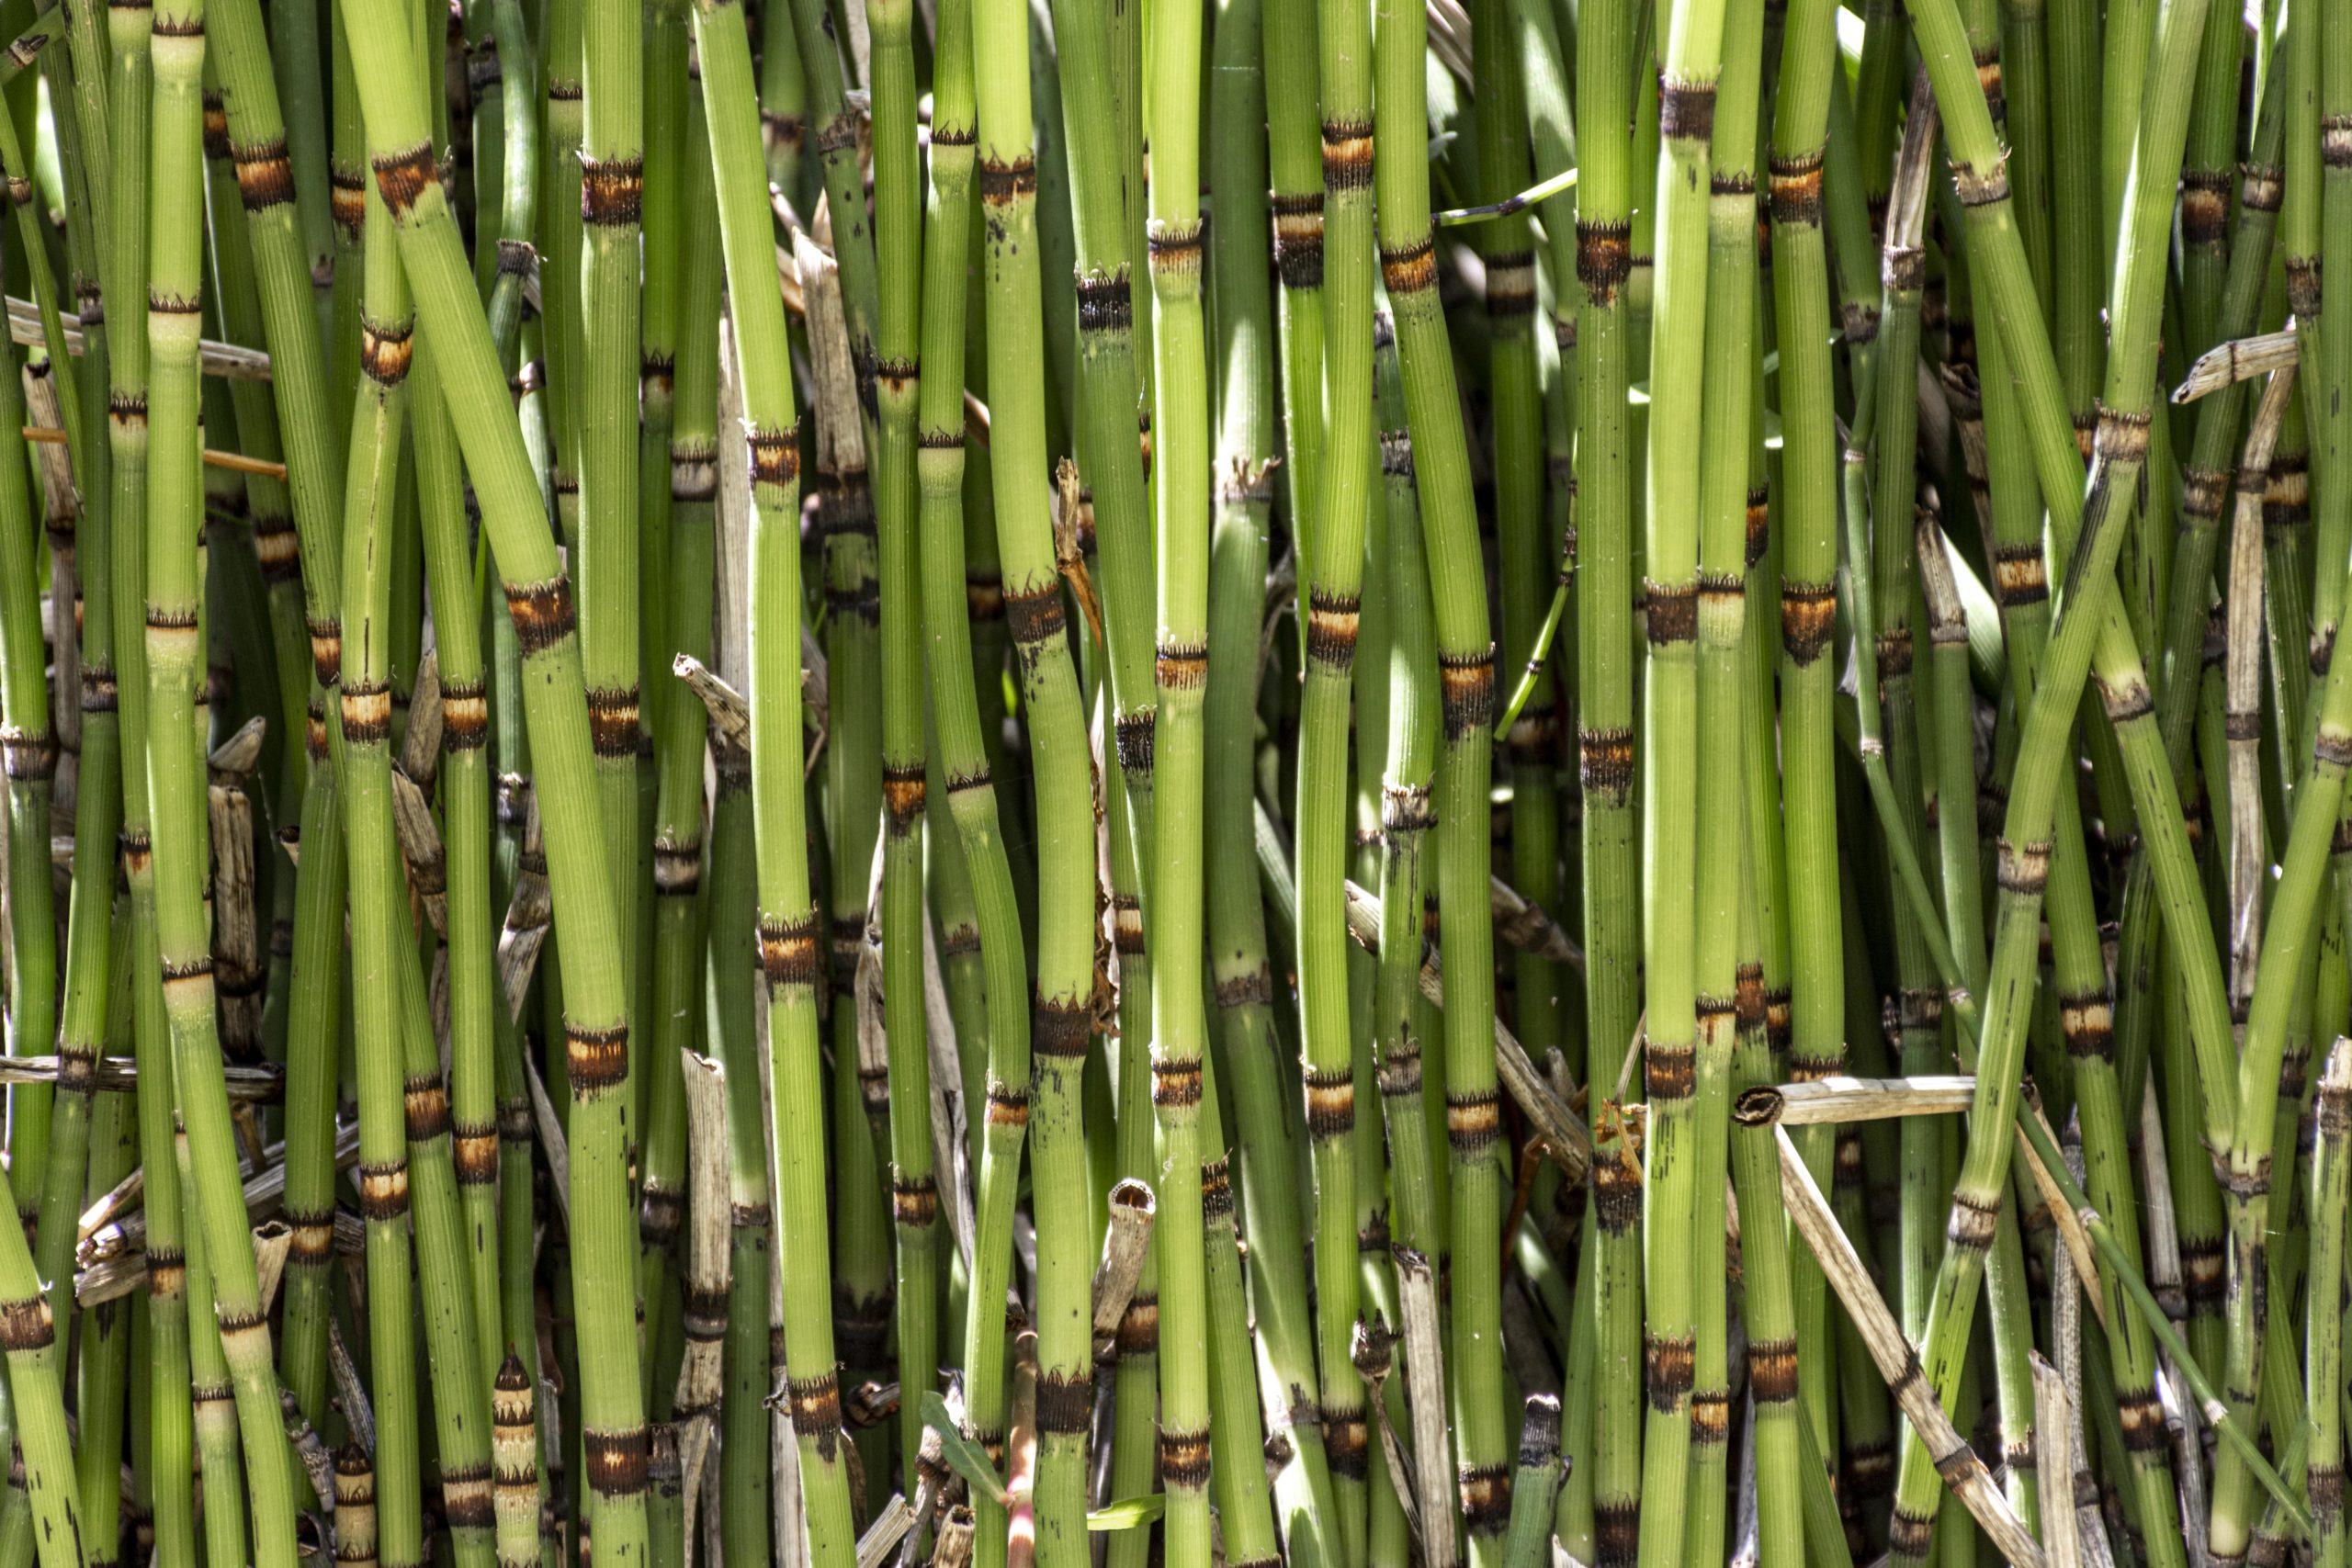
[141,0,305,1545]
[684,0,853,1558]
[966,0,1102,1544]
[334,0,656,1555]
[866,0,936,1486]
[1298,0,1374,1530]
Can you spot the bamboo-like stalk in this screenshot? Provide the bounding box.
[72,955,134,1568]
[1197,1055,1284,1568]
[575,0,642,1042]
[1371,0,1508,1552]
[680,0,854,1560]
[203,0,353,1431]
[1034,0,1159,1517]
[632,0,691,1412]
[702,600,774,1568]
[0,157,87,1568]
[1859,82,1948,1362]
[1589,1103,1644,1568]
[198,75,305,822]
[536,0,582,546]
[1295,0,1375,1534]
[1347,457,1408,1568]
[1204,0,1339,1552]
[5,176,96,1390]
[414,327,503,1396]
[1625,0,1729,1557]
[0,228,56,1269]
[172,1129,245,1568]
[336,165,431,1568]
[0,1130,89,1568]
[332,3,654,1559]
[1573,0,1639,1115]
[959,0,1099,1556]
[1369,306,1453,1563]
[1730,872,1804,1568]
[866,0,936,1487]
[1039,0,1151,858]
[1684,2,1763,1554]
[1502,1398,1565,1568]
[896,0,1036,1556]
[1882,0,2238,1556]
[139,0,307,1550]
[1262,0,1321,590]
[1138,0,1213,1552]
[104,2,169,1511]
[798,211,890,1470]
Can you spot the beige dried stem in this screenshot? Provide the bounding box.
[1393,1247,1457,1568]
[2032,1354,2085,1568]
[2172,326,2299,405]
[390,767,450,938]
[1735,1074,1976,1128]
[495,787,551,1021]
[1351,1318,1426,1551]
[1771,1124,2048,1568]
[672,1050,732,1501]
[1088,1179,1156,1362]
[399,648,443,792]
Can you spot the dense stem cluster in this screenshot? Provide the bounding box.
[0,0,2346,1566]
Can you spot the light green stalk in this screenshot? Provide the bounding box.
[104,0,155,1386]
[1589,1103,1644,1568]
[1207,0,1339,1550]
[901,0,1034,1556]
[1573,16,1643,1517]
[6,169,99,1372]
[415,329,504,1395]
[1628,0,1730,1555]
[966,0,1099,1550]
[333,0,653,1557]
[205,0,352,1427]
[1686,0,1764,1554]
[1033,8,1155,1529]
[338,170,430,1568]
[141,0,304,1550]
[684,0,852,1558]
[172,1131,244,1568]
[1763,0,1843,1466]
[634,0,692,1395]
[1372,0,1509,1555]
[1134,2,1215,1563]
[1262,0,1321,592]
[687,177,769,1551]
[1883,0,2238,1555]
[0,201,55,1249]
[74,964,135,1568]
[866,0,936,1486]
[1296,0,1374,1530]
[576,0,642,1021]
